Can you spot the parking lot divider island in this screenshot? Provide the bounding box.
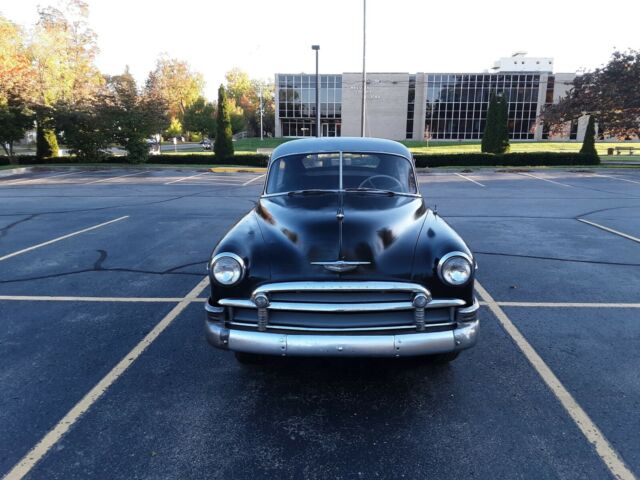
[1,152,600,168]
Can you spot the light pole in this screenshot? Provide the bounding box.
[360,0,367,137]
[259,83,264,141]
[312,45,320,137]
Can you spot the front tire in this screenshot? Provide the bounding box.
[430,351,460,364]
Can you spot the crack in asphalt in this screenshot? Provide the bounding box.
[0,214,38,239]
[474,251,640,267]
[0,250,207,283]
[0,183,256,217]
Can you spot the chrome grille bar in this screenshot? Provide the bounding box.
[252,281,430,296]
[218,298,465,312]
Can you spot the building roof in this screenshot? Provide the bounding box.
[271,137,412,160]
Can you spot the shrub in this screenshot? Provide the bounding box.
[481,92,510,154]
[413,152,600,167]
[214,85,234,159]
[36,126,59,159]
[580,116,597,156]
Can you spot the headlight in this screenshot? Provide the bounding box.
[437,252,473,286]
[210,253,245,286]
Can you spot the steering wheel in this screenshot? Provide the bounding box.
[358,175,403,191]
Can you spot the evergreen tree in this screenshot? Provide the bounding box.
[36,115,59,158]
[214,85,234,159]
[580,116,597,156]
[481,92,510,154]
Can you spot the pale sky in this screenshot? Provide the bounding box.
[2,0,638,99]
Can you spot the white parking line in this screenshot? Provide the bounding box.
[0,295,207,303]
[4,171,80,185]
[519,172,572,187]
[4,276,210,480]
[83,171,143,185]
[482,301,640,308]
[454,173,485,187]
[577,218,640,244]
[475,281,635,480]
[164,172,209,185]
[242,174,266,186]
[592,174,640,185]
[0,216,129,262]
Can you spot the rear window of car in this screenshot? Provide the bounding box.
[265,152,416,194]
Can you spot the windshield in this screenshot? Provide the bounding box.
[265,152,417,194]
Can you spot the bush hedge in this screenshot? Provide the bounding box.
[413,152,600,167]
[0,153,270,167]
[1,152,599,168]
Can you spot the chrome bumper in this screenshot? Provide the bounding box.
[205,316,479,358]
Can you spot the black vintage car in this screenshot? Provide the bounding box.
[205,137,479,363]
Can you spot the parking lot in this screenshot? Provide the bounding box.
[1,166,639,479]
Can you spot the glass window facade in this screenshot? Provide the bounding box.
[277,74,342,137]
[424,74,541,140]
[405,75,416,139]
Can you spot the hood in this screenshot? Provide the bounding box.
[254,193,428,282]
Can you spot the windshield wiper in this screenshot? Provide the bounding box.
[287,189,335,196]
[344,187,396,196]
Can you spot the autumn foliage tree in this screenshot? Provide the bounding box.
[543,50,640,139]
[224,68,275,137]
[29,1,103,158]
[0,16,34,162]
[146,56,204,137]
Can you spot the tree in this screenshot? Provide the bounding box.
[104,69,169,162]
[224,69,275,136]
[580,116,597,156]
[183,96,216,139]
[165,117,183,139]
[146,55,204,137]
[29,1,103,158]
[0,17,34,162]
[54,99,110,161]
[543,50,640,139]
[0,96,33,162]
[214,85,234,159]
[481,92,510,154]
[0,16,34,102]
[225,68,252,105]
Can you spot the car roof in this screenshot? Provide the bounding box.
[270,137,412,162]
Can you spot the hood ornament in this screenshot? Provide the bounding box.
[311,260,370,273]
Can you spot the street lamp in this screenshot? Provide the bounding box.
[312,45,320,137]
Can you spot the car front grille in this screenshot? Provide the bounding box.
[218,281,466,333]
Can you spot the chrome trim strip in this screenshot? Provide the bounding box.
[205,320,479,357]
[261,191,420,199]
[205,303,224,314]
[227,321,455,332]
[311,261,371,273]
[252,281,430,296]
[436,251,474,286]
[220,299,413,312]
[458,297,480,314]
[218,298,465,312]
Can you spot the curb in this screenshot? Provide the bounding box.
[209,167,266,173]
[0,167,33,177]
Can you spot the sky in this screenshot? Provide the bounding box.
[2,0,639,99]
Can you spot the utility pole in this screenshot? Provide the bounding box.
[312,45,321,137]
[360,0,367,137]
[259,83,264,141]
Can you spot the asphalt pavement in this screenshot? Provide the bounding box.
[0,166,638,479]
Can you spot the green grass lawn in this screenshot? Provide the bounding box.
[232,137,638,157]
